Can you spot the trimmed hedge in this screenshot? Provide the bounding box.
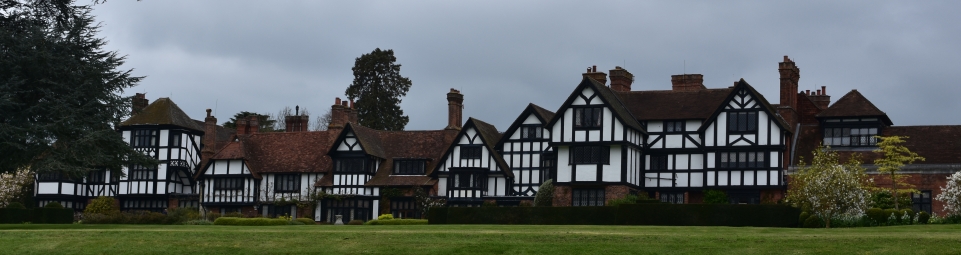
[365,219,428,225]
[295,218,317,225]
[429,204,799,227]
[213,217,289,226]
[0,208,73,224]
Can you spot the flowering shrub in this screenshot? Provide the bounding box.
[786,146,872,228]
[936,171,961,216]
[0,168,34,208]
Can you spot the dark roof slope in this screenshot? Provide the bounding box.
[793,125,961,166]
[120,98,204,131]
[364,129,459,186]
[346,124,387,159]
[817,90,893,125]
[530,103,556,124]
[614,88,731,121]
[242,132,334,175]
[547,77,643,132]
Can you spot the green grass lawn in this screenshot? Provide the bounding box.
[1,224,960,254]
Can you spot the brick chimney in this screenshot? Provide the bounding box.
[609,66,634,92]
[582,65,607,85]
[201,109,218,168]
[236,115,259,135]
[808,86,831,109]
[328,98,348,130]
[446,89,464,130]
[779,56,800,110]
[132,93,149,115]
[671,74,706,91]
[346,100,358,124]
[284,105,310,132]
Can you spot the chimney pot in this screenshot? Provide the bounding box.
[671,74,706,91]
[821,86,826,95]
[609,66,634,92]
[335,97,341,105]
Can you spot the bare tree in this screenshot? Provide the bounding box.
[313,109,331,131]
[272,106,311,131]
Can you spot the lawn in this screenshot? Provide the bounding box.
[1,224,960,254]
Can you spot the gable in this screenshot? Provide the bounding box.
[546,77,644,133]
[699,79,789,134]
[430,119,512,178]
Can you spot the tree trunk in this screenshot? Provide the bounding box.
[892,172,899,211]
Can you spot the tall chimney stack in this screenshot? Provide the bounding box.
[201,109,218,168]
[609,66,634,92]
[284,105,310,132]
[132,93,149,115]
[670,74,706,91]
[808,85,831,109]
[779,56,800,110]
[582,65,607,85]
[446,89,464,130]
[328,98,347,130]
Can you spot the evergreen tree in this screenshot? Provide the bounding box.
[0,0,155,175]
[345,48,411,131]
[222,111,276,132]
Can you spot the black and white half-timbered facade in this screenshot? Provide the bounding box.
[496,104,556,197]
[432,118,514,206]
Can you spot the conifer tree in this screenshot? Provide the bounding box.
[345,48,412,131]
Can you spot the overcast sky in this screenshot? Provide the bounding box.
[91,1,961,131]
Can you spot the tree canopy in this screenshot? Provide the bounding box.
[874,135,925,210]
[345,48,411,131]
[0,0,155,175]
[786,146,872,228]
[222,111,276,132]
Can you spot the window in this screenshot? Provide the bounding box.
[37,172,73,182]
[540,152,555,183]
[129,165,156,180]
[574,107,603,128]
[570,146,609,165]
[727,112,757,133]
[718,152,767,169]
[335,158,366,173]
[650,155,668,170]
[214,178,244,191]
[460,146,482,159]
[121,199,167,212]
[322,199,371,223]
[394,160,426,175]
[274,174,300,193]
[665,121,685,132]
[913,190,932,214]
[87,170,106,183]
[823,127,878,146]
[169,132,182,147]
[520,125,543,139]
[390,198,421,219]
[132,129,158,148]
[660,192,684,204]
[572,189,605,206]
[452,172,483,189]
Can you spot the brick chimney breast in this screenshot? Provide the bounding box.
[328,98,347,130]
[132,93,149,115]
[808,85,831,110]
[201,108,218,168]
[671,74,706,91]
[582,65,607,85]
[609,66,634,92]
[446,89,464,130]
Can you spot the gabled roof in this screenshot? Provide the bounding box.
[817,90,893,125]
[120,98,204,131]
[333,124,386,159]
[546,77,645,132]
[429,118,513,179]
[697,79,791,134]
[614,88,732,121]
[497,103,556,148]
[364,129,458,186]
[200,131,337,179]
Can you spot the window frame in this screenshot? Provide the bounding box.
[213,177,245,191]
[649,154,668,170]
[569,146,610,165]
[128,165,157,180]
[519,125,543,140]
[273,174,301,193]
[169,132,182,147]
[912,190,932,214]
[573,107,603,129]
[726,111,758,134]
[664,120,685,133]
[572,188,605,206]
[393,159,427,175]
[822,127,879,147]
[718,152,767,169]
[660,192,685,204]
[334,157,368,174]
[131,129,158,148]
[460,146,482,160]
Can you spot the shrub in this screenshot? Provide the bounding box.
[607,194,639,207]
[365,219,428,225]
[295,218,316,225]
[44,202,63,209]
[866,208,886,225]
[798,212,810,227]
[32,207,73,224]
[213,217,289,226]
[803,215,823,228]
[428,207,448,224]
[481,200,498,207]
[84,196,118,215]
[289,220,305,225]
[82,213,120,224]
[918,211,931,224]
[901,209,915,224]
[166,207,201,224]
[0,208,29,223]
[120,210,167,224]
[533,179,554,207]
[224,212,244,218]
[205,212,222,221]
[6,202,25,209]
[347,220,364,225]
[377,214,394,220]
[703,190,729,204]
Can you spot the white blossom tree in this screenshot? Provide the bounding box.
[787,146,873,228]
[936,171,961,216]
[0,167,35,207]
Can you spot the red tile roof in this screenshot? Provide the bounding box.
[793,125,961,166]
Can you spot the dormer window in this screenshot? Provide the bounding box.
[335,157,371,174]
[727,111,757,133]
[574,107,603,129]
[394,159,426,175]
[274,174,301,192]
[824,127,878,146]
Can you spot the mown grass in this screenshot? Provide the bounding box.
[1,224,960,254]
